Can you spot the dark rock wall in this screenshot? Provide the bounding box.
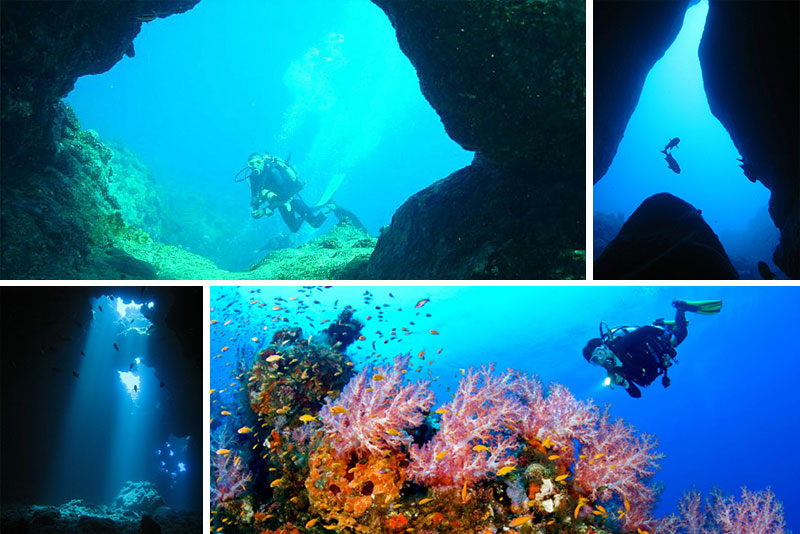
[593,0,689,182]
[594,192,739,280]
[1,1,199,279]
[699,0,799,278]
[367,0,586,278]
[366,155,584,279]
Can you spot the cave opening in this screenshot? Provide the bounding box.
[594,0,781,279]
[65,0,472,272]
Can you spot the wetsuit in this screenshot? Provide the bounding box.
[249,159,326,233]
[606,309,687,398]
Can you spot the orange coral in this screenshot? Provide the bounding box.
[305,438,407,532]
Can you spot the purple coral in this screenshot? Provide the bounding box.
[210,424,251,507]
[318,353,435,458]
[657,487,786,534]
[407,365,524,491]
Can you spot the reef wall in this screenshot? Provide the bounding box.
[367,0,586,279]
[698,0,799,279]
[0,1,199,278]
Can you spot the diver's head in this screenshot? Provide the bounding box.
[583,339,616,369]
[248,152,265,174]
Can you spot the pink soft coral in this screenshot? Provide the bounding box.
[407,365,524,491]
[657,487,786,534]
[210,424,251,507]
[318,353,435,458]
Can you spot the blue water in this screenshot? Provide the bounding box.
[594,0,781,278]
[211,285,800,528]
[65,0,472,270]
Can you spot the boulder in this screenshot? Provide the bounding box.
[113,481,165,515]
[594,192,739,279]
[366,155,584,279]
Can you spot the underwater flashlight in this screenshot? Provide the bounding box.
[603,377,611,387]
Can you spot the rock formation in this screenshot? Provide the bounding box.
[594,193,739,279]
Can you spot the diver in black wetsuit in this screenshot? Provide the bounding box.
[582,299,722,398]
[246,152,330,233]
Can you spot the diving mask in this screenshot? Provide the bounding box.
[590,346,616,368]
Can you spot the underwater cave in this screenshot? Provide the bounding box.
[0,0,586,280]
[593,0,799,280]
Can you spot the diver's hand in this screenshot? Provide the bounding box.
[284,201,292,212]
[251,207,264,219]
[264,208,274,217]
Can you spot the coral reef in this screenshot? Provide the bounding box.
[594,193,739,280]
[659,487,786,534]
[319,354,435,458]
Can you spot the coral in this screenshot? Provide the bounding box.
[408,365,524,491]
[318,354,435,458]
[211,424,251,507]
[112,481,165,515]
[305,438,407,532]
[659,487,787,534]
[248,329,354,430]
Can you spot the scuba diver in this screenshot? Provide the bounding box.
[243,152,329,233]
[236,152,367,234]
[582,299,722,398]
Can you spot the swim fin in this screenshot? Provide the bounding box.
[675,299,722,314]
[316,172,345,208]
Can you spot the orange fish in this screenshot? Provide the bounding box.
[555,474,569,482]
[434,451,448,461]
[272,306,281,311]
[237,426,253,434]
[251,337,258,342]
[509,515,532,527]
[210,320,218,324]
[430,330,440,335]
[305,518,318,529]
[415,298,430,309]
[221,346,229,352]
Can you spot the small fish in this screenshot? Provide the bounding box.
[497,465,516,476]
[509,515,532,527]
[434,451,448,461]
[638,530,650,534]
[429,330,440,335]
[72,370,79,378]
[418,497,433,505]
[386,429,401,436]
[574,497,589,518]
[113,343,119,351]
[210,320,219,324]
[548,454,560,460]
[330,406,348,414]
[270,478,283,488]
[415,298,430,309]
[664,151,681,174]
[624,496,631,511]
[221,410,231,416]
[661,136,680,154]
[358,335,366,341]
[266,355,282,363]
[473,445,490,452]
[299,415,316,423]
[555,474,569,482]
[305,518,318,529]
[435,408,450,415]
[251,337,259,342]
[593,453,605,459]
[221,346,229,352]
[98,305,103,312]
[216,449,231,455]
[210,389,216,394]
[238,426,253,434]
[272,306,282,311]
[135,13,157,22]
[372,374,385,381]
